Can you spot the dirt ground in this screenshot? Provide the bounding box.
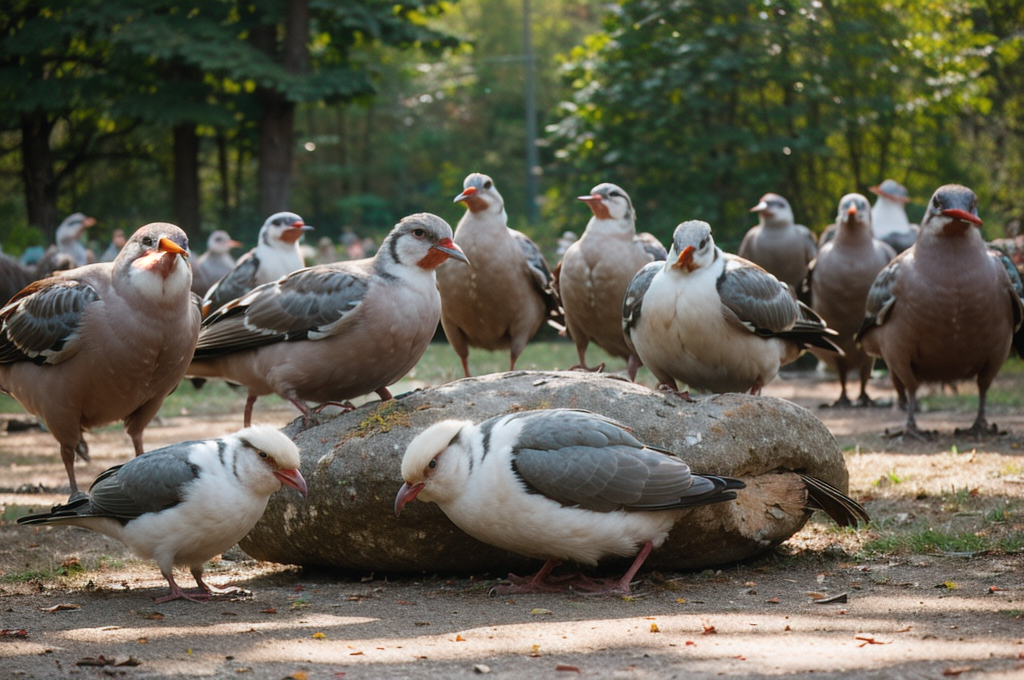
[1,369,1022,679]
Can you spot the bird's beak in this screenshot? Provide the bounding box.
[578,194,609,218]
[274,468,308,498]
[394,481,425,517]
[672,245,696,270]
[227,239,243,249]
[847,205,858,217]
[280,223,314,244]
[941,208,982,226]
[453,186,477,203]
[577,194,601,203]
[750,201,768,213]
[159,238,189,258]
[82,217,97,228]
[431,238,470,265]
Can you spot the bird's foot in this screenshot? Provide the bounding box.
[568,363,605,374]
[657,384,694,402]
[884,425,935,441]
[954,420,1004,438]
[153,586,213,604]
[854,394,881,408]
[298,400,355,429]
[489,572,634,596]
[819,394,853,409]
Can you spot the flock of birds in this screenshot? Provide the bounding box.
[6,173,1022,600]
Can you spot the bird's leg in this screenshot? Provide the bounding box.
[460,355,472,378]
[954,389,1001,437]
[60,443,79,497]
[748,381,763,396]
[153,569,211,604]
[243,394,258,427]
[854,363,876,407]
[375,387,393,401]
[627,354,642,382]
[490,559,573,595]
[130,432,145,457]
[613,540,654,594]
[75,439,90,462]
[191,566,247,598]
[656,379,693,402]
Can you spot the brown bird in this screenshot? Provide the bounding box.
[555,183,666,379]
[0,250,74,305]
[436,173,561,377]
[739,193,818,291]
[858,184,1023,438]
[806,193,896,407]
[188,213,468,427]
[0,223,200,496]
[191,230,243,296]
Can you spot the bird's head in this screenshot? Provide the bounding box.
[122,223,192,283]
[668,220,715,273]
[207,230,243,255]
[395,419,472,516]
[578,182,634,226]
[836,193,872,232]
[750,193,793,227]
[869,178,911,205]
[56,213,96,243]
[234,425,307,498]
[454,173,503,215]
[261,212,313,247]
[381,213,469,272]
[921,184,982,237]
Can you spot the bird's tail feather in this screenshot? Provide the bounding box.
[801,474,870,527]
[16,496,90,525]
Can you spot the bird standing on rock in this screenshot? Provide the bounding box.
[188,213,468,427]
[18,426,307,603]
[0,223,201,496]
[623,220,840,397]
[555,183,666,379]
[192,230,243,296]
[806,194,896,407]
[436,173,561,377]
[739,193,817,291]
[394,409,745,594]
[201,212,312,317]
[858,184,1023,438]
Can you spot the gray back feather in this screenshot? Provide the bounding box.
[717,256,797,333]
[622,261,661,355]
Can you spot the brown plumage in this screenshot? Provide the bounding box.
[806,193,896,406]
[858,184,1023,437]
[0,250,74,305]
[0,223,201,496]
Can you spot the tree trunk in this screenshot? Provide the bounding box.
[20,111,58,243]
[216,130,230,219]
[172,124,201,234]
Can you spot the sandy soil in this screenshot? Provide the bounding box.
[1,369,1022,679]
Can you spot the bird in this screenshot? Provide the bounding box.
[0,223,201,496]
[870,179,918,254]
[739,193,817,291]
[858,184,1023,438]
[191,230,243,296]
[623,220,840,397]
[54,212,97,267]
[0,249,73,305]
[18,426,307,603]
[554,183,666,379]
[99,228,126,263]
[314,236,338,265]
[188,213,468,427]
[436,173,562,377]
[201,212,312,317]
[805,194,896,407]
[394,409,746,594]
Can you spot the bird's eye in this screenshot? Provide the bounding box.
[413,228,426,238]
[428,459,437,469]
[483,181,492,189]
[699,238,708,249]
[258,451,268,459]
[141,236,154,247]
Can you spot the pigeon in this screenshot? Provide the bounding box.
[0,249,74,305]
[54,212,97,267]
[394,409,745,594]
[858,184,1023,438]
[188,213,468,427]
[555,183,666,379]
[18,426,307,603]
[201,212,312,317]
[191,230,243,296]
[870,179,918,254]
[623,220,840,396]
[436,173,562,377]
[739,193,817,291]
[805,194,896,406]
[0,223,201,496]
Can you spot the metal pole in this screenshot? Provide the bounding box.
[523,0,539,224]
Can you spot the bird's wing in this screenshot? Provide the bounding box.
[798,256,816,306]
[507,410,726,512]
[622,261,660,356]
[635,232,668,261]
[194,264,370,357]
[801,474,870,527]
[857,255,903,339]
[0,278,101,365]
[716,256,798,334]
[86,447,205,520]
[989,248,1024,355]
[510,229,564,329]
[202,251,259,316]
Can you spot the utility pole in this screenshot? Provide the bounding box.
[523,0,540,224]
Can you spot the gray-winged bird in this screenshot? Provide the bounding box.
[188,213,468,427]
[739,193,817,291]
[18,426,307,603]
[192,230,243,297]
[870,179,918,254]
[54,212,97,267]
[0,223,201,496]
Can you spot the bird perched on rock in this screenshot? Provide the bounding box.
[0,224,201,496]
[394,409,745,594]
[623,220,840,396]
[739,193,817,291]
[18,426,307,603]
[870,179,918,254]
[805,194,896,407]
[191,230,243,296]
[555,183,666,379]
[201,212,312,317]
[189,213,468,427]
[858,184,1023,438]
[436,173,561,377]
[54,212,97,267]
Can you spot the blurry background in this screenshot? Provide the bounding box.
[1,0,1022,256]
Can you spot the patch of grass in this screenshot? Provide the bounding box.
[942,486,976,512]
[874,468,908,486]
[0,568,58,583]
[861,528,988,556]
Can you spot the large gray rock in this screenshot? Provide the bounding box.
[240,370,847,574]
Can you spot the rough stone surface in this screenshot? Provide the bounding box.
[239,370,847,574]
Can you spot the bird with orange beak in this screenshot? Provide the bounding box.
[0,223,201,496]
